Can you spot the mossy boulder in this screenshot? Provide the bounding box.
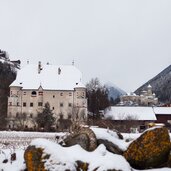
[124,127,171,169]
[24,145,49,171]
[24,145,125,171]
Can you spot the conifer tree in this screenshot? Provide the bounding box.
[86,78,110,118]
[36,102,55,131]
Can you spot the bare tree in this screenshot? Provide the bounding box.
[72,106,80,122]
[15,112,29,130]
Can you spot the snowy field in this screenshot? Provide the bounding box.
[0,129,170,171]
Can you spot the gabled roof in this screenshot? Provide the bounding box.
[105,107,157,121]
[10,64,85,90]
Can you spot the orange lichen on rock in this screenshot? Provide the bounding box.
[24,146,47,171]
[124,127,171,169]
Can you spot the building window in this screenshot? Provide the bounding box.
[17,102,19,106]
[23,92,26,95]
[31,91,37,96]
[52,107,55,110]
[38,102,43,106]
[9,102,12,106]
[82,92,85,97]
[30,103,33,107]
[30,114,33,118]
[68,114,71,119]
[69,92,72,96]
[53,95,55,98]
[11,91,12,96]
[60,114,63,119]
[68,103,72,107]
[82,102,86,107]
[38,91,43,96]
[16,113,19,117]
[60,103,63,107]
[23,102,26,107]
[60,92,63,96]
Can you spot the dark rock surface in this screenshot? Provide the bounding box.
[64,126,97,151]
[97,139,123,155]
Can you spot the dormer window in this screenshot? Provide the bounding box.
[31,91,37,97]
[38,91,43,96]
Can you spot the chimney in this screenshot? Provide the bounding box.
[58,67,61,75]
[38,61,42,74]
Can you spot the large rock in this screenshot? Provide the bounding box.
[24,145,49,171]
[64,126,97,151]
[97,139,123,155]
[24,145,128,171]
[124,127,171,169]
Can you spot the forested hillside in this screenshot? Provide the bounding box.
[135,65,171,103]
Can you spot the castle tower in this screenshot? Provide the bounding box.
[147,84,152,96]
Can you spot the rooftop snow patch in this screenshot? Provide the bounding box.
[105,107,157,121]
[153,107,171,115]
[10,64,85,90]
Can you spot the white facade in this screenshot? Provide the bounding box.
[7,62,87,129]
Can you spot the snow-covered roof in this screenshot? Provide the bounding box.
[153,107,171,115]
[105,107,157,121]
[147,84,152,88]
[126,92,137,96]
[10,63,85,90]
[74,81,86,89]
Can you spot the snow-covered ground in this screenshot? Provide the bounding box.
[0,129,170,171]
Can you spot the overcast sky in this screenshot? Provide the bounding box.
[0,0,171,92]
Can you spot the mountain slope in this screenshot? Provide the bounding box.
[105,82,126,101]
[135,65,171,103]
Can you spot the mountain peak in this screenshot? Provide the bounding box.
[105,82,126,101]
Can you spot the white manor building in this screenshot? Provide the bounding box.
[7,62,87,129]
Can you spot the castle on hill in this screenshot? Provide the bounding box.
[119,85,158,106]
